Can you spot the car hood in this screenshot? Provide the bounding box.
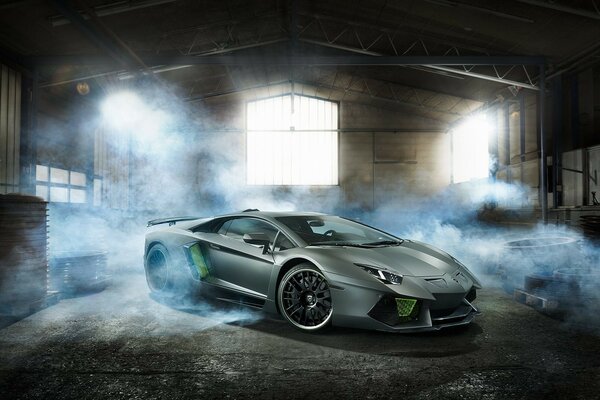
[310,240,460,277]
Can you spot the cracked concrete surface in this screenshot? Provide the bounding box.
[0,272,599,399]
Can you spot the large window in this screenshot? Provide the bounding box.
[246,94,338,185]
[451,115,491,183]
[35,165,87,203]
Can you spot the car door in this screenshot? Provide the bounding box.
[206,217,278,297]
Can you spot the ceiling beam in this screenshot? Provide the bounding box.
[291,78,464,119]
[185,77,456,120]
[296,11,515,56]
[325,67,484,103]
[28,53,545,66]
[38,38,288,87]
[299,39,541,90]
[47,0,132,67]
[424,65,539,90]
[516,0,600,20]
[423,0,534,23]
[48,0,177,27]
[185,80,290,102]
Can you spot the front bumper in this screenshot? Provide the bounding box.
[328,273,480,332]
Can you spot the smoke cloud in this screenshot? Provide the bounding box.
[13,81,599,334]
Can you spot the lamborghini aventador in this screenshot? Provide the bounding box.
[144,210,481,332]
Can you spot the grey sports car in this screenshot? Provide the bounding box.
[144,210,481,332]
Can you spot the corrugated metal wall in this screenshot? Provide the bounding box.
[0,64,21,194]
[94,125,130,209]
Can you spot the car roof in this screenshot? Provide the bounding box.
[224,210,327,219]
[172,211,328,228]
[151,211,331,233]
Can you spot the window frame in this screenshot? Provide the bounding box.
[273,230,296,251]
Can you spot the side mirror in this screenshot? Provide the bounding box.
[243,233,271,254]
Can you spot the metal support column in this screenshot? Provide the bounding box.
[552,76,563,208]
[570,76,580,150]
[519,93,526,162]
[539,65,548,223]
[490,106,499,180]
[505,102,510,167]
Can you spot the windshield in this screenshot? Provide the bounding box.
[275,215,401,247]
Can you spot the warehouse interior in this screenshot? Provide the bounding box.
[0,0,600,398]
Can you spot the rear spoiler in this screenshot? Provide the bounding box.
[147,216,201,227]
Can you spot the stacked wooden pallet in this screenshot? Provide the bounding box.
[0,194,58,317]
[513,271,593,319]
[580,215,600,241]
[49,250,109,296]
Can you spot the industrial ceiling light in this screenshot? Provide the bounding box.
[76,81,90,95]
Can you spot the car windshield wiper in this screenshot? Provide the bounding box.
[361,240,403,247]
[308,241,370,248]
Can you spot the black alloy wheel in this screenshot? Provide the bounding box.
[278,264,333,331]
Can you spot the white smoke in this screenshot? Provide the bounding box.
[32,82,599,334]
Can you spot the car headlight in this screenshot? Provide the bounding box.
[355,263,403,284]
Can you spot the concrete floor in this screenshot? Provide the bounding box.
[0,272,599,400]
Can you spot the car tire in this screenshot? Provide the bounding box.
[144,243,174,295]
[277,263,333,332]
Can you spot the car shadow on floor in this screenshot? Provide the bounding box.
[151,292,483,358]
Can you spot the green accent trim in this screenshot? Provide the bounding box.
[395,298,417,316]
[395,298,419,322]
[189,243,209,278]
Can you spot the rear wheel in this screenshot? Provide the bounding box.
[145,244,172,294]
[277,264,333,332]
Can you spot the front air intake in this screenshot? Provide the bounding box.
[368,296,420,326]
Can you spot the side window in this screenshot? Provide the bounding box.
[274,232,295,251]
[217,220,233,235]
[225,218,278,246]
